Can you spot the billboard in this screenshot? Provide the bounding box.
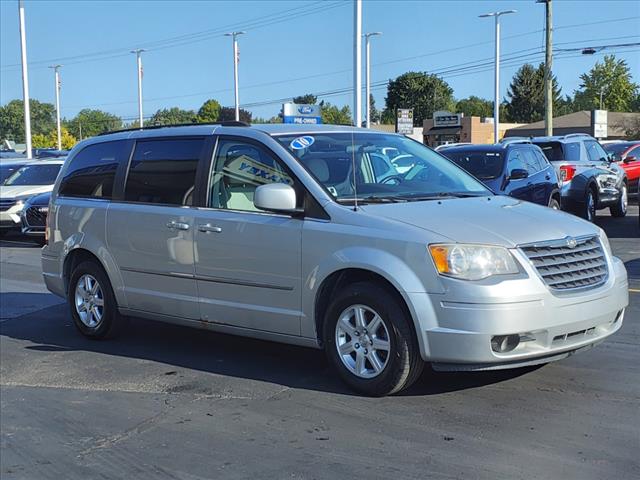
[283,103,322,124]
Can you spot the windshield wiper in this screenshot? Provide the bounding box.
[336,195,407,204]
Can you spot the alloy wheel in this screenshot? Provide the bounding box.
[335,304,391,379]
[74,274,104,328]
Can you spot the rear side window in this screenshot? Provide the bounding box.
[535,141,581,162]
[124,138,204,206]
[507,150,526,172]
[584,141,608,162]
[59,141,127,198]
[521,149,542,174]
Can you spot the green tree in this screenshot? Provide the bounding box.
[384,72,455,126]
[0,99,56,142]
[292,94,318,105]
[368,94,381,124]
[319,101,352,125]
[573,55,639,112]
[219,107,252,123]
[455,96,493,118]
[66,109,123,139]
[31,127,77,149]
[504,63,562,123]
[197,99,222,123]
[147,107,196,126]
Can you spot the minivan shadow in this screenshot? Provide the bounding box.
[0,298,540,397]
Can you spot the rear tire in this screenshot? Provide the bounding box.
[610,183,628,217]
[68,260,126,339]
[323,282,424,396]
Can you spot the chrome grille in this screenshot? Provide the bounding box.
[25,206,47,227]
[520,236,608,291]
[0,199,15,212]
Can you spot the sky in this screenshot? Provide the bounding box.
[1,0,639,123]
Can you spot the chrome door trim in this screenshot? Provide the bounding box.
[120,266,195,280]
[195,273,294,291]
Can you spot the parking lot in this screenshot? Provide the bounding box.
[1,207,638,480]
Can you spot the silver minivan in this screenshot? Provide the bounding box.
[42,124,629,396]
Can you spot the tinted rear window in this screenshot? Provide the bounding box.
[124,138,204,206]
[535,141,581,162]
[59,141,128,198]
[442,150,504,180]
[3,164,62,186]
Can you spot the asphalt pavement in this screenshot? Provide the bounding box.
[1,206,639,480]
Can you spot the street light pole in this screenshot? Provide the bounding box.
[225,31,245,122]
[130,49,145,128]
[49,65,62,150]
[354,0,362,127]
[18,0,32,159]
[364,32,382,129]
[480,10,516,143]
[537,0,553,136]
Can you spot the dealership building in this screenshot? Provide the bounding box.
[422,111,523,147]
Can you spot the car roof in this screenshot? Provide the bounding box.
[21,158,66,166]
[440,143,526,153]
[530,134,595,143]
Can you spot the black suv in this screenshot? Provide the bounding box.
[530,134,628,222]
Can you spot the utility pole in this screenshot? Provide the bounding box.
[354,0,362,127]
[364,32,382,128]
[538,0,553,136]
[225,31,245,121]
[479,10,516,143]
[18,0,32,159]
[600,87,605,110]
[49,65,63,150]
[131,49,145,128]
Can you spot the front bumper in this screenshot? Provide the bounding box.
[410,253,629,369]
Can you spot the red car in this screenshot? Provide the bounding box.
[603,141,640,193]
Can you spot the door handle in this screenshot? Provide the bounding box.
[198,224,222,233]
[545,175,551,180]
[166,221,190,231]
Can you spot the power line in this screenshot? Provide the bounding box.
[0,1,345,70]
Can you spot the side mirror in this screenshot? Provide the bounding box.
[624,155,637,163]
[509,168,529,180]
[254,183,300,214]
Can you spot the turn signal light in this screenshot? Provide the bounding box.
[559,165,576,182]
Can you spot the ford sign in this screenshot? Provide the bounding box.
[298,106,314,114]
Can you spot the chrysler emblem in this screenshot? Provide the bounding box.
[566,237,578,249]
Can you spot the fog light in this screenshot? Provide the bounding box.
[491,334,520,353]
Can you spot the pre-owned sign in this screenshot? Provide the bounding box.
[283,103,322,124]
[396,109,414,134]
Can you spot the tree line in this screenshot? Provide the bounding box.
[1,54,638,147]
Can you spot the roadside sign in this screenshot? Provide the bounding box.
[592,109,608,139]
[283,103,322,124]
[396,108,413,134]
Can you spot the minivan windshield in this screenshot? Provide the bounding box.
[275,132,491,202]
[3,164,62,186]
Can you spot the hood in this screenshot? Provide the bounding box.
[0,185,53,200]
[360,195,599,247]
[26,191,51,206]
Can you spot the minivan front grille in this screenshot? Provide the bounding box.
[0,199,15,212]
[520,236,608,291]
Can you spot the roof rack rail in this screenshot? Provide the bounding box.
[562,133,591,139]
[97,121,250,136]
[500,137,532,144]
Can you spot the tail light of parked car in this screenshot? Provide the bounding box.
[45,205,52,245]
[559,165,576,182]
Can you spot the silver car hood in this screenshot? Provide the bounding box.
[360,195,599,247]
[0,185,53,200]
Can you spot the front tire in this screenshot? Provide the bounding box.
[580,188,597,222]
[610,183,628,217]
[323,282,424,396]
[548,197,560,210]
[68,260,126,339]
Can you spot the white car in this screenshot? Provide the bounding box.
[0,159,64,235]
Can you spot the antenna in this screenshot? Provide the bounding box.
[351,133,359,211]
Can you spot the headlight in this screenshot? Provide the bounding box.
[429,244,519,280]
[599,229,612,258]
[596,174,617,189]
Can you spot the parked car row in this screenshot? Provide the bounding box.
[0,159,64,240]
[437,134,636,223]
